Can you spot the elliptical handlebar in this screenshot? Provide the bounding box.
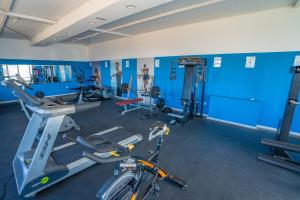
[149,124,169,141]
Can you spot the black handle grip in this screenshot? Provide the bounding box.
[167,174,188,189]
[77,136,97,151]
[83,151,130,163]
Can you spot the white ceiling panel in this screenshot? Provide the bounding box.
[85,0,295,44]
[6,18,49,38]
[0,0,296,46]
[0,27,25,39]
[11,0,88,20]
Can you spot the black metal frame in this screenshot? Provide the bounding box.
[258,66,300,173]
[177,57,207,118]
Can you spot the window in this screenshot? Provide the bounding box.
[1,64,32,82]
[18,65,32,82]
[0,64,73,84]
[59,65,66,82]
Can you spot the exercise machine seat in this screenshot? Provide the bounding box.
[116,98,143,106]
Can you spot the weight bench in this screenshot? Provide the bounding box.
[116,98,144,115]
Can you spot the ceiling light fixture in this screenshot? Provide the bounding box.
[11,16,18,23]
[53,38,57,41]
[67,32,72,35]
[126,5,136,9]
[89,22,96,25]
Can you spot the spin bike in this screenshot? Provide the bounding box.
[78,124,187,200]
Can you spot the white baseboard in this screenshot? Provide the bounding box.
[207,117,257,130]
[257,125,300,137]
[206,117,300,138]
[256,125,277,132]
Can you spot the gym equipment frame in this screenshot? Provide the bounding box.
[116,75,150,115]
[14,74,80,133]
[2,79,143,198]
[258,66,300,173]
[167,57,207,123]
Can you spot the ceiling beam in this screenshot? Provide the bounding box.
[0,10,57,24]
[104,0,226,33]
[30,0,120,46]
[70,32,100,43]
[0,0,14,33]
[71,0,226,43]
[69,28,130,43]
[292,0,300,8]
[92,28,131,37]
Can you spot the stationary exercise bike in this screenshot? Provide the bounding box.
[78,123,187,200]
[72,66,112,103]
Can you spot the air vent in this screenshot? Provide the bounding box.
[95,17,107,21]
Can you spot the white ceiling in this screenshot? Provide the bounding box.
[0,0,297,46]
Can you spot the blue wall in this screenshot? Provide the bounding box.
[0,59,91,102]
[100,60,111,87]
[153,51,300,132]
[122,59,137,98]
[2,51,300,133]
[154,56,184,108]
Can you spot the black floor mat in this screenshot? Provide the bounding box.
[0,100,300,200]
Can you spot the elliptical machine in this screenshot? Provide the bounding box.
[72,66,112,103]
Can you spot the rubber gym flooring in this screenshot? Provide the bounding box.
[1,99,300,200]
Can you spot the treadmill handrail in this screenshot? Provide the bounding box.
[2,79,101,117]
[1,79,41,107]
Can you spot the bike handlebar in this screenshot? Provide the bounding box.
[83,151,130,163]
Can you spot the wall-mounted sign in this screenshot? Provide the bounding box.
[294,55,300,66]
[155,59,160,68]
[213,57,222,68]
[245,56,256,68]
[125,60,130,68]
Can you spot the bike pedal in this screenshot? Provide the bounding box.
[148,150,154,154]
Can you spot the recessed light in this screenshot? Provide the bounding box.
[67,32,72,35]
[53,38,57,41]
[89,22,96,25]
[11,17,18,23]
[126,5,136,9]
